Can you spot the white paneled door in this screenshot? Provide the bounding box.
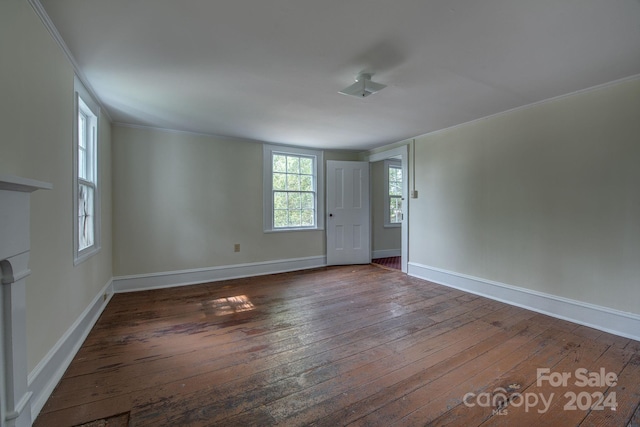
[326,161,370,265]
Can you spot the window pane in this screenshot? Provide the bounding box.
[273,173,286,190]
[289,210,302,227]
[287,156,300,174]
[78,146,87,180]
[288,192,301,210]
[390,183,402,196]
[78,111,88,180]
[300,157,313,174]
[78,184,94,249]
[274,192,287,209]
[301,193,314,209]
[87,122,96,182]
[390,197,402,223]
[273,154,287,172]
[78,114,86,148]
[301,209,314,226]
[286,174,300,191]
[389,166,402,182]
[274,210,288,228]
[300,175,313,191]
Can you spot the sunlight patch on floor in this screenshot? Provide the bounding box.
[208,295,255,316]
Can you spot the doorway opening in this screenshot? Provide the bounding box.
[371,255,402,271]
[367,145,409,273]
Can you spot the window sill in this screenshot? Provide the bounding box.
[264,227,324,233]
[74,245,101,266]
[383,223,402,229]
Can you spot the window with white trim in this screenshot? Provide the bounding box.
[73,78,101,264]
[384,159,402,227]
[263,145,324,231]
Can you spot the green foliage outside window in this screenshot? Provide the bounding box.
[273,154,315,228]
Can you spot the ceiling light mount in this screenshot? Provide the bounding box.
[339,73,386,98]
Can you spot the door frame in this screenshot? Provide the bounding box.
[365,144,409,273]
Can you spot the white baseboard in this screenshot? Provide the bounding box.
[372,249,401,259]
[28,279,114,421]
[408,262,640,342]
[113,256,327,293]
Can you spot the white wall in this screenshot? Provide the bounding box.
[1,0,113,371]
[409,78,640,315]
[112,125,358,276]
[371,160,401,255]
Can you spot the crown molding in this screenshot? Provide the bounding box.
[27,0,112,122]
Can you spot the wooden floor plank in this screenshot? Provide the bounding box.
[427,327,593,426]
[579,352,640,426]
[352,319,549,426]
[33,265,640,427]
[261,304,503,423]
[626,403,640,427]
[129,295,490,425]
[479,332,623,426]
[276,310,535,426]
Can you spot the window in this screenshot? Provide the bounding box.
[385,159,402,227]
[263,144,324,231]
[73,77,100,264]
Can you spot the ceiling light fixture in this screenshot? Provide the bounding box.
[339,73,386,98]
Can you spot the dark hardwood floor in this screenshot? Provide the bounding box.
[35,265,640,426]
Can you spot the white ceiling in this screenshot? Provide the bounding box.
[39,0,640,150]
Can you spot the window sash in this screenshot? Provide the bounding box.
[78,104,97,183]
[389,195,402,224]
[273,190,316,228]
[384,160,402,227]
[271,152,317,229]
[74,82,101,264]
[78,181,95,250]
[389,165,402,196]
[264,145,324,232]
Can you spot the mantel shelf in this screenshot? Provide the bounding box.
[0,175,53,192]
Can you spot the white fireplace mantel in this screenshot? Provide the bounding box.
[1,175,52,427]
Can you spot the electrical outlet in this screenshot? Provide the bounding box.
[234,243,240,252]
[411,190,419,199]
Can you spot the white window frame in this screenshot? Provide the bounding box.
[73,77,101,265]
[384,159,402,228]
[263,144,324,232]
